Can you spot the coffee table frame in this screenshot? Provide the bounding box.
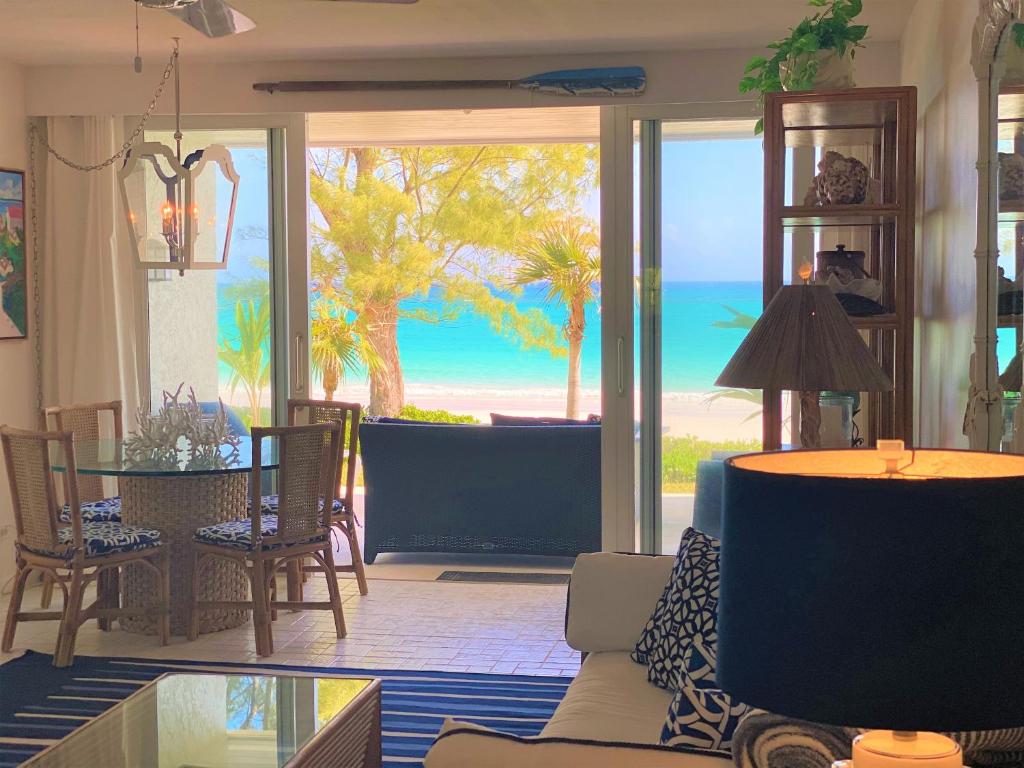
[23,672,382,768]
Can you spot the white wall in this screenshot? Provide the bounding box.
[25,43,901,117]
[900,0,979,448]
[0,60,32,586]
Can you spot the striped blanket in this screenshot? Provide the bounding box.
[0,651,572,767]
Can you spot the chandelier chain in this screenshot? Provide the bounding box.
[28,46,179,173]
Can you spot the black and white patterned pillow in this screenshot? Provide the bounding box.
[662,645,753,752]
[631,527,720,690]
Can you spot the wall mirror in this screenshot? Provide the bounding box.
[971,0,1024,453]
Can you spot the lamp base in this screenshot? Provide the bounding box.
[832,730,962,768]
[799,390,822,449]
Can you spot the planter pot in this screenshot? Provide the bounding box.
[781,49,856,91]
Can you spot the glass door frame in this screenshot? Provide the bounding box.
[599,102,760,554]
[131,113,307,424]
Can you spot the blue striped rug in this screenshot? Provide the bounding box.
[0,651,573,767]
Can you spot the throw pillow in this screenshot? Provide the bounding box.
[631,527,720,691]
[661,659,753,751]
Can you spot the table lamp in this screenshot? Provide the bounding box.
[715,273,892,448]
[716,445,1024,767]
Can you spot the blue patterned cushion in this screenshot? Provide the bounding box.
[194,514,326,551]
[250,495,344,516]
[632,527,720,690]
[661,643,753,751]
[25,521,161,558]
[59,496,122,524]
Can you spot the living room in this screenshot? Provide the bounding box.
[1,1,1023,767]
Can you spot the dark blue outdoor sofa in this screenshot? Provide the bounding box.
[358,423,601,562]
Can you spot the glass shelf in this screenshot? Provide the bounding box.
[780,204,900,227]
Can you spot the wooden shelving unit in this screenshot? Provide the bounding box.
[762,87,917,450]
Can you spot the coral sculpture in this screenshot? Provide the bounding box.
[123,384,242,471]
[806,151,872,206]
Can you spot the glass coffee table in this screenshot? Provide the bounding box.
[23,672,381,768]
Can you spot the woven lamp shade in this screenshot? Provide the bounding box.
[715,284,892,393]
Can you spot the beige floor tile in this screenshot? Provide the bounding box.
[0,576,579,678]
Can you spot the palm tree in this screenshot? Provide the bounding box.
[218,298,271,427]
[512,221,600,419]
[310,302,378,400]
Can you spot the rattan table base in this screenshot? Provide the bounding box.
[119,474,249,635]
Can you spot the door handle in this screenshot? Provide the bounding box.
[617,336,625,396]
[294,335,305,392]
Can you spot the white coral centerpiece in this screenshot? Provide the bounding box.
[124,384,242,470]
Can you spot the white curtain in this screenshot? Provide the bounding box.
[40,117,146,427]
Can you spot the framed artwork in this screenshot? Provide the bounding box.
[0,168,26,340]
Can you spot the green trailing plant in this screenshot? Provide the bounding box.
[740,0,868,133]
[1014,23,1024,49]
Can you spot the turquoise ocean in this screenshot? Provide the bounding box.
[217,281,762,394]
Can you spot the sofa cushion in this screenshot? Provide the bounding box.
[632,528,720,690]
[541,651,674,744]
[426,718,733,767]
[490,413,601,426]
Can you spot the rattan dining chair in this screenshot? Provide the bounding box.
[39,401,125,614]
[189,422,347,657]
[254,399,368,596]
[0,426,170,667]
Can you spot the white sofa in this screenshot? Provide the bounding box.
[423,552,733,767]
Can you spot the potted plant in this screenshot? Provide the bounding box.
[740,0,868,133]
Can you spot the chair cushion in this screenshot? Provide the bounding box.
[25,521,161,558]
[632,527,721,691]
[59,496,122,524]
[193,514,325,551]
[251,494,344,516]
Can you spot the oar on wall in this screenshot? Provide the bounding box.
[252,66,646,96]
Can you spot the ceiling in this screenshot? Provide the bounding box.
[5,0,919,67]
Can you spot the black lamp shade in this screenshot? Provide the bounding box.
[716,449,1024,732]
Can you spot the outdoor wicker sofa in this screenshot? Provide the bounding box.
[358,422,601,562]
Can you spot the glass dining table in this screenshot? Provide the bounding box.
[50,437,278,636]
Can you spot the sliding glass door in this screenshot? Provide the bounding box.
[602,106,766,554]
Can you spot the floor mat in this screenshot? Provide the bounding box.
[436,570,570,585]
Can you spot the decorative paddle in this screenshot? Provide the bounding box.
[252,66,646,96]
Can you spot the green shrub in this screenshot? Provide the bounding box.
[662,435,761,493]
[396,404,481,424]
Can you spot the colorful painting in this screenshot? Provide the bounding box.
[0,169,26,340]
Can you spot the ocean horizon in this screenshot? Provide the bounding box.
[217,280,762,395]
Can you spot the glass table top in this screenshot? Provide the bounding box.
[25,673,374,768]
[49,437,279,477]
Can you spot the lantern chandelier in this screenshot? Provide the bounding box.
[118,39,240,274]
[30,39,240,275]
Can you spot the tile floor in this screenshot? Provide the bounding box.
[0,575,582,677]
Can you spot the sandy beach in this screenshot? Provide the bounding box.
[321,382,763,442]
